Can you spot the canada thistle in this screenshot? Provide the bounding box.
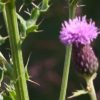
[59,16,99,76]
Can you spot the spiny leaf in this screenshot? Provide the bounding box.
[30,8,40,20]
[4,83,16,100]
[25,54,40,86]
[68,90,88,99]
[0,52,13,78]
[17,10,39,37]
[17,13,27,38]
[40,0,50,12]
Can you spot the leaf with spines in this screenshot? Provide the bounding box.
[18,0,50,40]
[26,8,40,34]
[68,90,88,99]
[17,13,27,38]
[0,52,13,79]
[39,0,50,12]
[3,83,16,100]
[30,8,40,22]
[17,8,40,38]
[25,54,40,86]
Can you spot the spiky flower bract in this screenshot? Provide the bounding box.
[59,16,99,45]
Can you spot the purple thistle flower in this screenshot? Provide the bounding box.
[60,16,99,45]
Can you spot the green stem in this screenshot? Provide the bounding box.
[88,81,97,100]
[69,0,78,18]
[85,73,97,100]
[59,45,72,100]
[2,0,29,100]
[59,0,77,100]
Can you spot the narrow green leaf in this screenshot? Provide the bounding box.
[68,90,88,99]
[30,8,40,22]
[17,13,27,37]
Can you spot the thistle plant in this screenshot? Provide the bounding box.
[0,0,49,100]
[59,0,78,100]
[59,14,99,100]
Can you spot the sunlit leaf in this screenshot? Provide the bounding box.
[30,8,40,23]
[0,94,3,100]
[68,90,88,99]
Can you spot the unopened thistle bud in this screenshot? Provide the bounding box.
[72,43,99,76]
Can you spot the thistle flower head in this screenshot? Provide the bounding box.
[60,16,99,45]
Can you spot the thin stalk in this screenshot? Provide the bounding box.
[2,0,29,100]
[59,0,77,100]
[88,80,97,100]
[59,45,72,100]
[69,1,77,18]
[85,73,97,100]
